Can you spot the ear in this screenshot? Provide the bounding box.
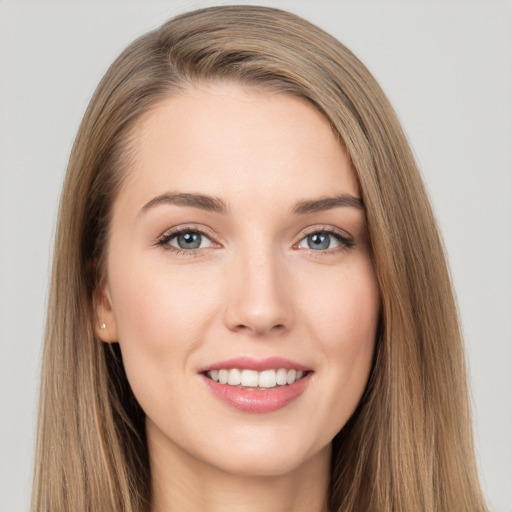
[94,280,119,343]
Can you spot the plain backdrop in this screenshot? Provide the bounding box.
[1,1,511,510]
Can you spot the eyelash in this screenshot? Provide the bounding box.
[156,225,218,256]
[295,225,355,255]
[156,225,355,256]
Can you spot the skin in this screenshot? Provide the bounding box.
[97,83,380,512]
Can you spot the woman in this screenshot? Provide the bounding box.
[32,5,488,511]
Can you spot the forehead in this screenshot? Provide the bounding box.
[119,83,359,211]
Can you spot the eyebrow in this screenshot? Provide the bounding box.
[139,192,229,216]
[291,194,364,214]
[138,191,364,217]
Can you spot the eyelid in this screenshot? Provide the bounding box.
[294,225,355,252]
[155,224,222,251]
[154,223,354,255]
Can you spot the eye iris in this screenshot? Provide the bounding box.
[177,232,201,249]
[308,233,330,250]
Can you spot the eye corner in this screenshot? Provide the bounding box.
[155,224,221,255]
[295,226,355,254]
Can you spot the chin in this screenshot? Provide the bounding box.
[196,430,331,479]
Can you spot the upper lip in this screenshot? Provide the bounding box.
[199,356,312,373]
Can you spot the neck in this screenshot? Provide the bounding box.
[148,424,331,512]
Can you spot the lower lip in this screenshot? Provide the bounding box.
[201,373,311,413]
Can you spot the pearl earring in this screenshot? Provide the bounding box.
[100,323,106,330]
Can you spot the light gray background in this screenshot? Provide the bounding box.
[1,1,511,510]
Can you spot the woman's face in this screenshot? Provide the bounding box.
[98,83,380,477]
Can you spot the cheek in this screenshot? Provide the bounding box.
[304,258,379,415]
[306,258,380,352]
[337,271,378,373]
[107,254,221,368]
[107,259,225,425]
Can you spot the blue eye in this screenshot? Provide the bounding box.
[297,230,352,251]
[306,233,333,250]
[164,230,213,250]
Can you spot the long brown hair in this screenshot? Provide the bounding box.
[33,5,487,511]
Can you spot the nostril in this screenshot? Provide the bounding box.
[231,322,286,335]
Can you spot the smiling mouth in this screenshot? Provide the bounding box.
[205,368,308,389]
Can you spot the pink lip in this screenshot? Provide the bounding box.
[202,374,311,413]
[199,356,311,373]
[199,357,313,413]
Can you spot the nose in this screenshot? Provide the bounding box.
[223,246,293,337]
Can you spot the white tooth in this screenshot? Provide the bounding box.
[259,369,277,388]
[295,370,304,381]
[276,368,288,385]
[210,370,219,382]
[218,369,229,384]
[227,368,241,386]
[241,369,259,387]
[286,369,297,385]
